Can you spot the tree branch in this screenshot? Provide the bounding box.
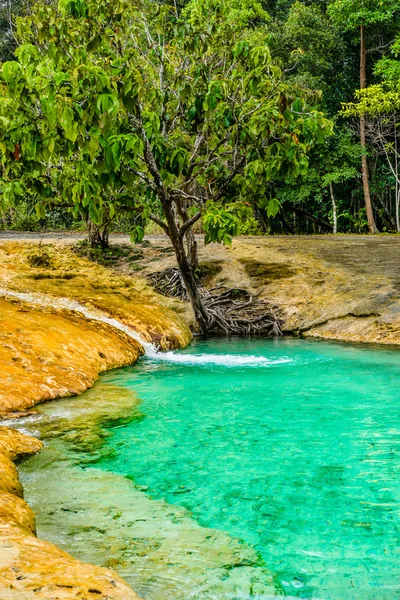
[179,211,202,239]
[150,213,169,233]
[129,111,169,203]
[213,156,246,202]
[171,188,203,204]
[127,167,156,190]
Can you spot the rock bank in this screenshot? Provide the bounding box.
[0,241,191,413]
[138,235,400,345]
[0,240,193,598]
[0,427,141,599]
[0,298,143,413]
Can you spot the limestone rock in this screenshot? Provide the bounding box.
[0,426,43,459]
[0,522,141,599]
[0,427,142,599]
[0,492,36,534]
[0,298,143,413]
[0,453,23,498]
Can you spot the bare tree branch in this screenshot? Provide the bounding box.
[150,213,169,233]
[179,211,202,239]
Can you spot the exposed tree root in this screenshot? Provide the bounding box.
[148,268,282,337]
[149,267,187,299]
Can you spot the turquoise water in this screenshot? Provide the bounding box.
[97,338,400,599]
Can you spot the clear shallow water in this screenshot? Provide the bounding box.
[95,338,400,599]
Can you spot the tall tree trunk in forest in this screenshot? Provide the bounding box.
[87,218,109,249]
[396,188,400,233]
[394,120,400,233]
[375,193,396,230]
[360,23,379,234]
[329,182,338,234]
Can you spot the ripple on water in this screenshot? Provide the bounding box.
[18,337,400,599]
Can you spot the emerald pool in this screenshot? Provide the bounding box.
[19,338,400,599]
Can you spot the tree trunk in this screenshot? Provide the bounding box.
[394,118,400,233]
[280,210,295,234]
[163,200,211,331]
[329,182,338,234]
[87,219,109,249]
[360,23,379,234]
[253,205,268,233]
[376,193,396,230]
[186,229,199,271]
[176,202,199,271]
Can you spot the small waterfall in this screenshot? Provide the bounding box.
[0,288,159,358]
[0,288,290,367]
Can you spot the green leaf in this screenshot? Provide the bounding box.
[97,94,119,115]
[60,105,74,132]
[35,202,46,219]
[2,62,21,84]
[89,203,100,224]
[88,136,99,160]
[188,105,197,121]
[87,35,100,53]
[266,198,281,218]
[130,225,144,243]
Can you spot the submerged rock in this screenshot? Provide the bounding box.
[0,427,141,599]
[17,384,279,599]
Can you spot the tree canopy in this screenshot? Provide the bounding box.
[1,0,400,325]
[0,0,332,329]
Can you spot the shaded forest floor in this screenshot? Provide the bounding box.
[1,232,400,345]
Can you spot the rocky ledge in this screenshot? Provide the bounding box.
[0,241,194,598]
[0,426,141,599]
[138,235,400,345]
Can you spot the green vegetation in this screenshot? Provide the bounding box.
[0,0,400,329]
[74,240,143,268]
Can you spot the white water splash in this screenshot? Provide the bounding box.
[149,352,292,367]
[0,287,288,367]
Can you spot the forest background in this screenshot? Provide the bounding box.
[1,0,400,238]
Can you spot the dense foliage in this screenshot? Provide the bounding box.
[0,0,334,328]
[1,0,400,236]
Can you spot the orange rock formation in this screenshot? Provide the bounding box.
[0,427,142,599]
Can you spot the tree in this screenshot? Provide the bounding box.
[0,0,28,62]
[319,131,360,233]
[342,35,400,231]
[0,0,332,331]
[328,0,400,233]
[271,128,360,233]
[270,1,345,101]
